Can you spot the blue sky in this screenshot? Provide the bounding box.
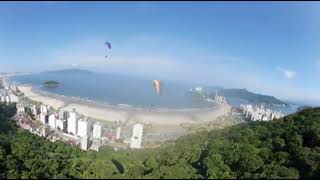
[1,2,320,104]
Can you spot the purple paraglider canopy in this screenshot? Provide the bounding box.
[104,41,111,59]
[104,41,111,49]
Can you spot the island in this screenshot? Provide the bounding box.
[43,80,60,88]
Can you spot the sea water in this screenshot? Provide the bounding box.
[10,71,213,109]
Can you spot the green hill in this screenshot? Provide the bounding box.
[214,88,289,107]
[43,80,59,88]
[0,103,319,179]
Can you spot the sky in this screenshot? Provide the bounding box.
[0,1,320,105]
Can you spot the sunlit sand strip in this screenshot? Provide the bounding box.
[18,85,65,109]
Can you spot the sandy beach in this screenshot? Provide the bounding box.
[17,84,232,133]
[18,86,66,109]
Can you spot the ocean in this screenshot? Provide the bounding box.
[10,71,214,109]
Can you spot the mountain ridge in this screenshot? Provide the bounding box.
[218,88,289,107]
[43,68,93,74]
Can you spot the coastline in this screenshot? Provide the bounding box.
[17,84,232,133]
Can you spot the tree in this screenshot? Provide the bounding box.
[1,103,320,179]
[204,153,234,179]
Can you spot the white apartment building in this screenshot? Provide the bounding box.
[48,114,57,129]
[58,110,68,120]
[130,123,144,149]
[80,135,89,151]
[77,118,90,137]
[40,113,49,124]
[56,119,67,131]
[31,105,39,116]
[5,95,10,103]
[40,104,48,114]
[16,102,25,113]
[116,126,121,140]
[93,122,102,139]
[67,111,78,135]
[195,86,203,93]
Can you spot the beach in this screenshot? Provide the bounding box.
[18,85,66,109]
[17,84,232,133]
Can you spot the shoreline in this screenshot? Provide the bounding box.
[33,87,214,112]
[16,84,232,133]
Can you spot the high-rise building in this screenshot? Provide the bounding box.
[262,114,268,121]
[40,104,48,114]
[9,94,19,103]
[67,111,78,135]
[40,113,45,123]
[93,122,102,139]
[48,114,57,129]
[77,118,90,137]
[31,105,39,116]
[9,94,18,103]
[56,119,67,131]
[80,135,89,151]
[58,110,68,120]
[40,113,49,124]
[5,95,10,103]
[16,102,25,113]
[42,125,50,137]
[270,113,275,120]
[10,85,17,92]
[116,126,121,140]
[195,86,203,93]
[130,123,144,149]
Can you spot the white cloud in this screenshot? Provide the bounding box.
[276,66,296,79]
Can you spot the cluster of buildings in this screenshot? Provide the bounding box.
[240,104,285,122]
[190,86,228,105]
[0,84,19,103]
[203,90,228,105]
[1,79,145,152]
[194,86,203,94]
[211,90,227,104]
[22,103,145,151]
[189,86,205,95]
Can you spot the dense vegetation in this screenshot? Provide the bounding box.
[297,105,312,112]
[0,103,319,179]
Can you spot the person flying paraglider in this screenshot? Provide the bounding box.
[104,41,111,59]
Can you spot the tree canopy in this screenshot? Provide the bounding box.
[0,102,319,179]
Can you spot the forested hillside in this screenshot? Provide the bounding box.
[0,103,319,179]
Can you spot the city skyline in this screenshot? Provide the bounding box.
[1,2,320,104]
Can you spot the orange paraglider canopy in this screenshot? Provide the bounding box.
[152,80,161,95]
